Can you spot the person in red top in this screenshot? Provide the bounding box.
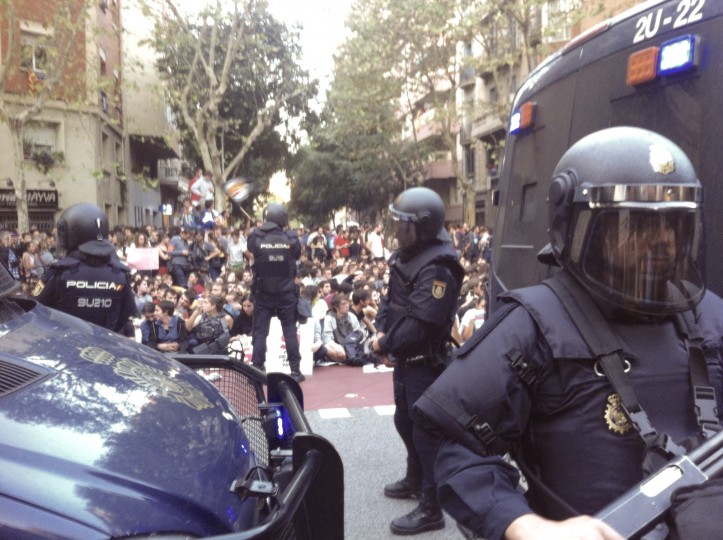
[188,168,207,209]
[334,225,350,258]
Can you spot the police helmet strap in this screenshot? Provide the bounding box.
[548,170,578,261]
[93,218,102,240]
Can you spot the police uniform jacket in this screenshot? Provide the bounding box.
[35,250,137,333]
[415,280,723,540]
[247,224,300,296]
[376,242,463,360]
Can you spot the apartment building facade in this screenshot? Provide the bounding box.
[456,0,639,229]
[0,0,179,233]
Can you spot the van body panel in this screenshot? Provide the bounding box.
[493,0,723,303]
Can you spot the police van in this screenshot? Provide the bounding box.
[0,267,342,538]
[492,0,723,302]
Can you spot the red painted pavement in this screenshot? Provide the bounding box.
[299,364,394,411]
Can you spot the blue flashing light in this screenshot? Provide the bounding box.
[509,101,536,135]
[275,408,285,439]
[509,110,522,135]
[658,34,699,76]
[226,506,238,522]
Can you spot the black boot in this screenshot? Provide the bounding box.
[383,475,421,500]
[389,489,444,535]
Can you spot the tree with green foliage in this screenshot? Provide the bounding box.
[302,0,466,223]
[308,0,593,226]
[142,0,316,213]
[457,0,601,222]
[287,137,353,228]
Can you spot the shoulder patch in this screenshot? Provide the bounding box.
[32,280,45,296]
[432,280,446,299]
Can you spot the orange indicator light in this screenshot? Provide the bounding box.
[627,47,659,86]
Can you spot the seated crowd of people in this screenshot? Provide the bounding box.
[0,215,493,364]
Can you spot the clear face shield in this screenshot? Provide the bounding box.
[55,218,71,258]
[571,207,704,315]
[56,238,68,259]
[384,205,418,252]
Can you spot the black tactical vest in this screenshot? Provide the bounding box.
[251,228,296,294]
[386,242,464,341]
[49,256,132,331]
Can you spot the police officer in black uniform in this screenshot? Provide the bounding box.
[35,203,137,333]
[370,187,464,535]
[247,203,304,382]
[415,127,723,540]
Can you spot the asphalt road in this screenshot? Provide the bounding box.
[302,364,464,539]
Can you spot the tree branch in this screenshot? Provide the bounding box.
[222,86,307,177]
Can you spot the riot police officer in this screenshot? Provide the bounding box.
[247,203,304,382]
[415,127,723,540]
[35,203,136,333]
[370,187,464,535]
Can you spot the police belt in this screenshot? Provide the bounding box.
[396,353,432,367]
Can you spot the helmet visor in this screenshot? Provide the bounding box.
[56,219,70,258]
[384,205,417,252]
[575,208,704,315]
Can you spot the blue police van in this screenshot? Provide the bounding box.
[0,269,342,538]
[492,0,723,303]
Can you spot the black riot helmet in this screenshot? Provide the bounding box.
[547,126,704,315]
[57,203,114,257]
[263,203,288,228]
[386,187,450,253]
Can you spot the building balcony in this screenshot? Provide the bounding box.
[157,158,184,187]
[472,109,505,139]
[425,159,455,181]
[459,65,476,89]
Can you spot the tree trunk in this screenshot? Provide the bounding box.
[461,178,477,228]
[10,123,30,233]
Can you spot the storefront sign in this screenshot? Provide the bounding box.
[0,189,58,210]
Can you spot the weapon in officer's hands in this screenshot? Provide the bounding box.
[595,429,723,538]
[224,177,255,221]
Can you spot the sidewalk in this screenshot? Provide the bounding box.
[300,363,394,411]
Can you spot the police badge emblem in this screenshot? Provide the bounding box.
[432,280,446,299]
[604,393,632,435]
[649,143,676,175]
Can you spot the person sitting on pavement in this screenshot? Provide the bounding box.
[186,271,206,297]
[177,289,195,320]
[223,287,241,319]
[229,293,253,340]
[133,278,154,317]
[139,301,157,345]
[142,300,189,354]
[299,285,328,364]
[185,294,233,354]
[459,292,487,342]
[351,289,377,335]
[322,292,360,363]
